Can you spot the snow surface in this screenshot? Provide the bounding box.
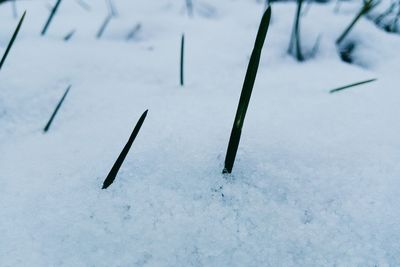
[0,0,400,266]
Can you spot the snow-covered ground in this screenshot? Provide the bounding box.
[1,0,400,266]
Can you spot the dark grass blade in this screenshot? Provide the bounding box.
[96,0,117,39]
[374,2,396,24]
[180,33,185,86]
[43,85,71,132]
[0,10,25,71]
[288,0,304,61]
[336,0,377,45]
[223,6,271,174]
[96,15,112,39]
[102,110,148,189]
[329,78,376,93]
[126,23,141,41]
[63,29,76,41]
[41,0,63,36]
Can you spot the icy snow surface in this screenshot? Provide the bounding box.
[0,0,400,266]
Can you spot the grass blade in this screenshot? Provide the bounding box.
[41,0,63,36]
[180,33,185,86]
[186,0,193,17]
[43,85,71,132]
[102,110,148,189]
[106,0,118,17]
[288,0,304,61]
[223,6,272,174]
[336,0,376,45]
[126,23,141,41]
[96,15,112,39]
[12,0,17,18]
[63,29,76,41]
[0,10,25,71]
[329,78,376,93]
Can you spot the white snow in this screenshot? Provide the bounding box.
[0,0,400,266]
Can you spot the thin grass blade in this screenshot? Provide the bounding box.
[336,0,377,45]
[64,29,76,41]
[180,33,185,86]
[0,10,25,71]
[329,78,376,93]
[102,110,148,189]
[107,0,117,17]
[223,6,271,174]
[41,0,63,36]
[288,0,304,61]
[43,85,71,132]
[126,23,141,41]
[96,15,112,39]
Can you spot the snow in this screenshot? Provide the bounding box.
[1,0,400,266]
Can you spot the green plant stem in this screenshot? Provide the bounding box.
[0,10,25,71]
[96,15,112,39]
[288,0,304,61]
[180,34,185,86]
[336,0,376,45]
[43,85,71,132]
[41,0,62,36]
[223,6,272,174]
[329,78,376,93]
[102,110,148,189]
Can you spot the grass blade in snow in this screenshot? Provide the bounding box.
[180,34,185,86]
[336,0,376,45]
[223,6,271,174]
[288,0,304,61]
[102,110,148,189]
[96,15,112,39]
[126,23,141,41]
[12,0,17,18]
[43,85,71,132]
[96,0,117,39]
[41,0,63,36]
[186,0,193,17]
[329,78,376,93]
[64,29,76,42]
[0,10,25,71]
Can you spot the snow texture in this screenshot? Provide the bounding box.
[0,0,399,266]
